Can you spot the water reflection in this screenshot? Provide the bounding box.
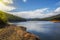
[14,21,60,40]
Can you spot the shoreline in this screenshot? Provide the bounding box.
[0,24,40,40]
[51,20,60,23]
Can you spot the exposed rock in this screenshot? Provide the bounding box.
[0,25,40,40]
[51,20,60,23]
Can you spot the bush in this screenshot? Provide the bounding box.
[0,11,8,27]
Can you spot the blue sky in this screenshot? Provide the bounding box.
[10,0,60,12]
[0,0,60,18]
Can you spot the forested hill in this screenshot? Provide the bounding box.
[27,14,60,21]
[41,14,60,21]
[0,11,26,22]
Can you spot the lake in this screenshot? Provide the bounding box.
[13,21,60,40]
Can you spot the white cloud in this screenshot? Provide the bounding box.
[22,0,27,3]
[10,8,48,18]
[9,7,60,18]
[0,0,15,11]
[54,7,60,12]
[2,0,13,4]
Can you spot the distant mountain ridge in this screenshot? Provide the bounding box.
[26,14,60,21]
[42,14,60,21]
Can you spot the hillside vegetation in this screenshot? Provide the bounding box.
[0,11,26,22]
[6,13,26,22]
[0,11,8,27]
[41,14,60,21]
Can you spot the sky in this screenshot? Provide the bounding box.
[0,0,60,18]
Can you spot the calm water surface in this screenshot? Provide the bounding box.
[13,21,60,40]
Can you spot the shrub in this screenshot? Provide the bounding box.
[0,11,8,27]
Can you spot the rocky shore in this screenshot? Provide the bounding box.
[51,20,60,23]
[0,25,40,40]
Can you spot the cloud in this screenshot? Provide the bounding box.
[54,7,60,12]
[22,0,27,3]
[10,8,49,18]
[2,0,13,4]
[9,7,60,18]
[0,0,15,11]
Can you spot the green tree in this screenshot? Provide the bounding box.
[0,11,8,27]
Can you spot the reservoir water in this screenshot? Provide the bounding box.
[13,21,60,40]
